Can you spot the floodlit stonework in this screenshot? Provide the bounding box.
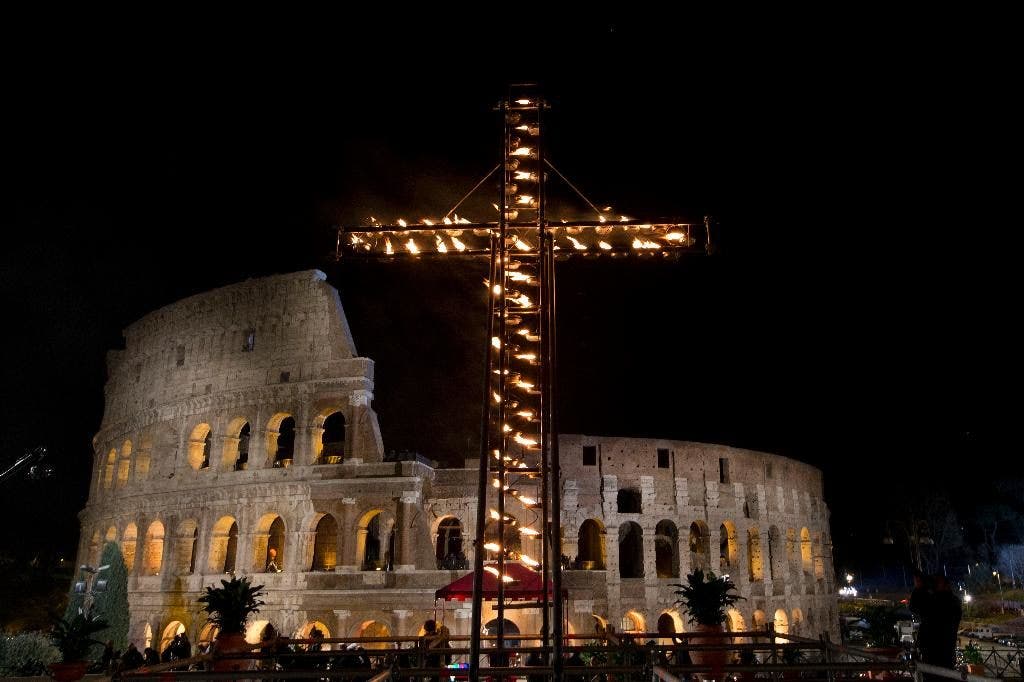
[76,269,838,651]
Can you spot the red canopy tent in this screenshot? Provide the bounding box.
[434,562,567,601]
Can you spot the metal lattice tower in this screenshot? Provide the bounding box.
[337,85,711,680]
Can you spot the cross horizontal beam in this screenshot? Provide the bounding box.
[339,220,711,258]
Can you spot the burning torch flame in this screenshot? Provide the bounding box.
[385,238,393,255]
[567,236,587,250]
[484,542,502,552]
[493,391,501,404]
[516,195,534,205]
[406,239,419,254]
[599,241,612,250]
[516,410,535,419]
[514,171,535,181]
[598,215,607,223]
[514,433,538,447]
[665,231,685,242]
[491,337,501,349]
[632,238,661,249]
[515,353,537,361]
[510,147,532,156]
[423,219,435,226]
[451,236,466,252]
[520,527,540,537]
[514,238,532,252]
[397,219,407,228]
[519,554,540,567]
[507,271,532,282]
[435,236,448,253]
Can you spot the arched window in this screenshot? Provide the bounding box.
[160,621,185,654]
[142,520,165,575]
[104,449,117,490]
[748,527,764,581]
[617,489,642,514]
[122,523,138,571]
[753,610,768,631]
[320,411,346,463]
[484,618,521,648]
[253,516,286,572]
[800,528,812,576]
[791,608,804,635]
[273,417,295,466]
[620,611,645,634]
[726,609,747,633]
[774,609,790,635]
[356,621,392,650]
[105,526,118,542]
[720,521,738,570]
[435,517,464,567]
[577,519,606,570]
[117,440,132,487]
[311,514,338,571]
[689,521,710,572]
[188,424,213,471]
[359,511,396,571]
[173,520,199,575]
[209,517,238,573]
[618,522,644,579]
[655,520,679,578]
[223,420,251,470]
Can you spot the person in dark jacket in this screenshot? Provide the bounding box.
[121,643,145,670]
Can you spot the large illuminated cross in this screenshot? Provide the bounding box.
[337,85,711,679]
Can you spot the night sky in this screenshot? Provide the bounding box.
[0,17,1014,586]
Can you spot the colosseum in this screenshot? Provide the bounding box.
[76,269,838,653]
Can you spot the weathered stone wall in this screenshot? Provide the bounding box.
[76,271,838,652]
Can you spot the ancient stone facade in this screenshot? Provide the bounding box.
[76,270,837,652]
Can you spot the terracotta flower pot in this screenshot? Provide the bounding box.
[48,661,88,681]
[690,623,728,679]
[212,631,252,672]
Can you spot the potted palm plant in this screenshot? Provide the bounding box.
[49,611,109,681]
[673,569,745,676]
[197,576,265,672]
[962,642,985,675]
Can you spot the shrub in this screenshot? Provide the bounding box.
[0,630,62,676]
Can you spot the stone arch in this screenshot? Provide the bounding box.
[142,520,165,575]
[618,521,644,579]
[620,610,645,633]
[358,509,396,571]
[689,521,711,572]
[720,521,738,570]
[616,488,642,513]
[800,528,812,575]
[791,608,804,635]
[143,623,153,650]
[753,609,768,631]
[726,608,747,632]
[311,513,338,571]
[105,525,118,542]
[315,409,347,464]
[768,525,784,580]
[208,516,239,573]
[813,532,825,579]
[297,621,332,639]
[187,423,213,471]
[117,440,133,487]
[104,448,117,489]
[655,520,680,578]
[774,608,789,635]
[245,619,270,645]
[222,417,252,471]
[435,516,464,566]
[747,527,764,581]
[355,620,392,649]
[591,614,609,634]
[160,620,186,653]
[577,518,606,570]
[267,412,296,466]
[172,519,199,574]
[122,523,138,571]
[198,623,219,648]
[658,609,685,635]
[253,514,286,572]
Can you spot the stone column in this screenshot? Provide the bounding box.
[348,390,383,463]
[393,609,412,637]
[642,522,658,582]
[334,609,352,640]
[194,511,212,577]
[287,528,313,573]
[395,491,420,571]
[339,498,358,571]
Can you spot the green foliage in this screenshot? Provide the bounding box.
[0,631,62,676]
[862,605,899,648]
[962,642,984,665]
[91,542,130,652]
[672,568,745,627]
[50,611,109,662]
[197,576,265,635]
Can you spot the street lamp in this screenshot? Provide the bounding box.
[993,571,1005,614]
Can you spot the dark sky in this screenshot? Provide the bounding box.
[0,16,1015,573]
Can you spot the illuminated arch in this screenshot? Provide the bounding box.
[142,520,165,575]
[222,417,252,471]
[753,609,768,631]
[187,423,213,471]
[253,514,286,572]
[577,519,606,570]
[620,610,645,634]
[655,520,680,578]
[689,521,711,571]
[774,609,790,635]
[267,412,295,466]
[316,409,346,463]
[720,521,738,570]
[358,509,396,570]
[160,621,186,653]
[104,449,117,490]
[208,516,238,573]
[356,620,392,649]
[435,516,464,566]
[800,528,812,576]
[122,523,138,571]
[105,525,118,542]
[311,513,338,571]
[117,440,133,487]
